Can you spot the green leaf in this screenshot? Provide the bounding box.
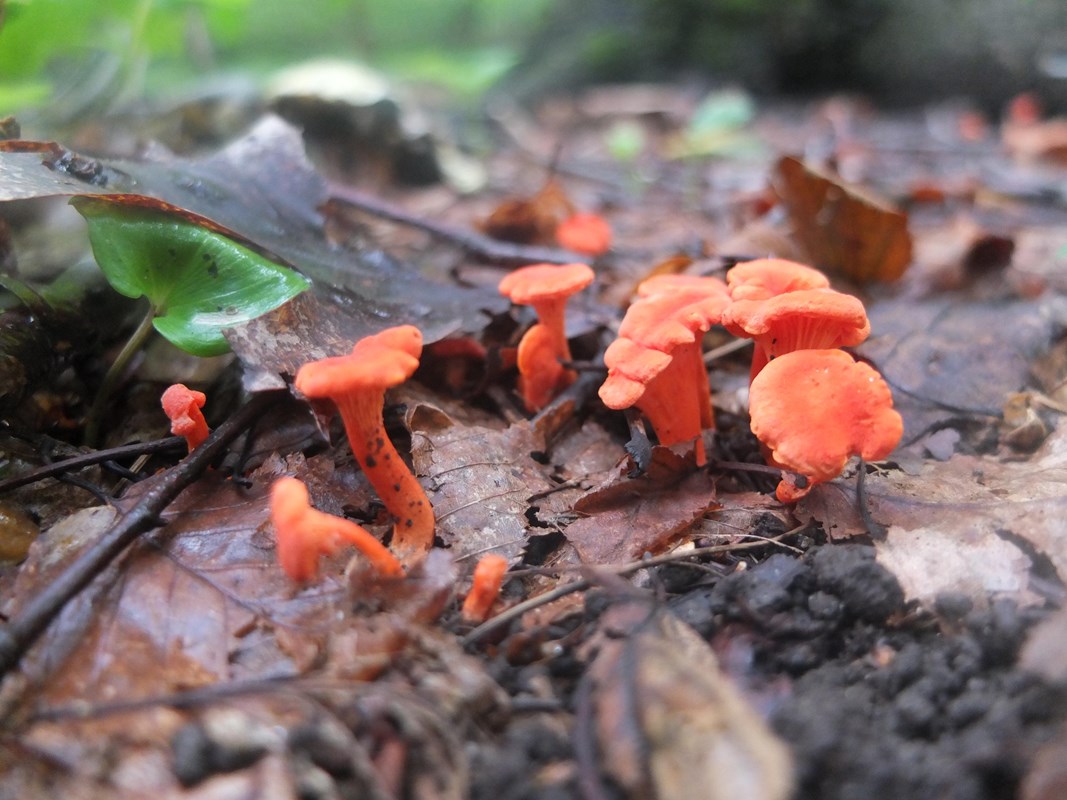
[72,197,309,356]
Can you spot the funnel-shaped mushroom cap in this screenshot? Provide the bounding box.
[295,325,422,399]
[620,277,731,349]
[749,349,903,502]
[723,288,870,381]
[723,289,869,346]
[726,258,831,301]
[598,275,728,464]
[499,262,595,307]
[600,337,675,410]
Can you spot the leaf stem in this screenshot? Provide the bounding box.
[84,306,156,447]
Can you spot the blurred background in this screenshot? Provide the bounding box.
[2,0,1065,136]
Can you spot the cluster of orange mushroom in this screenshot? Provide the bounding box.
[598,258,901,502]
[180,255,900,613]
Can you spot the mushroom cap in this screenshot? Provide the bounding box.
[599,338,673,409]
[498,262,594,306]
[161,384,206,419]
[726,258,831,301]
[556,213,612,257]
[722,288,870,347]
[748,349,903,501]
[618,277,731,352]
[295,325,423,399]
[636,273,729,299]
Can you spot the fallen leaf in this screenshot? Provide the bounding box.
[584,601,793,800]
[774,155,912,282]
[407,393,556,562]
[797,421,1067,608]
[565,448,718,564]
[859,294,1061,444]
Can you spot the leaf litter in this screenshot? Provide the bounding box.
[2,85,1067,800]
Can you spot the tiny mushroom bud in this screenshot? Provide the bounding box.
[599,274,730,465]
[556,212,613,257]
[294,325,434,561]
[748,349,903,503]
[725,258,831,301]
[722,288,870,382]
[499,262,595,412]
[161,383,209,452]
[461,553,510,622]
[270,477,402,581]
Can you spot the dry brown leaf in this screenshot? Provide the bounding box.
[407,396,556,563]
[585,602,793,800]
[565,447,718,564]
[774,155,912,282]
[797,421,1067,608]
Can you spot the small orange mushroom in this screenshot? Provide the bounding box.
[499,262,595,412]
[599,275,730,465]
[722,288,870,382]
[161,384,209,452]
[460,553,509,622]
[270,477,402,581]
[556,212,613,257]
[748,349,903,503]
[294,325,434,561]
[725,258,831,302]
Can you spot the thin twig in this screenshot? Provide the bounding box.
[0,436,184,495]
[461,537,790,647]
[326,183,580,266]
[0,390,281,677]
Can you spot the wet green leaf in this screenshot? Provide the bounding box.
[72,196,309,356]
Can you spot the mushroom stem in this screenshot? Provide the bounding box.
[334,391,435,560]
[270,477,403,581]
[461,554,509,622]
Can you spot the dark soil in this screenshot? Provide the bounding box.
[468,545,1065,800]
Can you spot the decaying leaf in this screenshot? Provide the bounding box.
[798,421,1067,608]
[565,447,718,564]
[774,155,912,282]
[407,392,556,562]
[584,601,793,800]
[859,294,1061,443]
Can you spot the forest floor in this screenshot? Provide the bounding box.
[1,79,1067,800]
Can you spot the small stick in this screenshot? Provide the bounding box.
[0,437,185,495]
[326,184,580,266]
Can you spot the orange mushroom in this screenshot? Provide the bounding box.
[748,349,903,503]
[556,212,613,257]
[725,258,831,301]
[161,383,209,452]
[722,288,870,382]
[270,477,402,581]
[460,553,509,622]
[499,262,595,412]
[599,275,730,465]
[294,325,434,561]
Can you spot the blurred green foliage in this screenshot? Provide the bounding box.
[0,0,554,119]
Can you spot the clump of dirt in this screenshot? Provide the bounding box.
[670,545,1066,800]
